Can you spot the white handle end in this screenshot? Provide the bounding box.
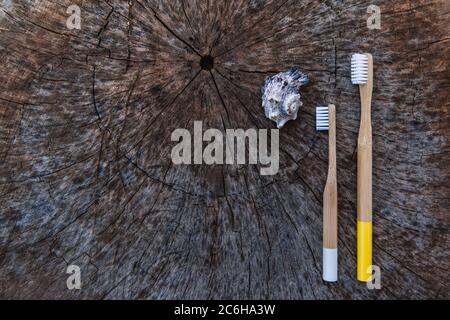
[323,248,338,282]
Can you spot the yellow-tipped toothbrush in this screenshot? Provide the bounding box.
[351,53,374,282]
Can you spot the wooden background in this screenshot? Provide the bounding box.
[0,0,449,299]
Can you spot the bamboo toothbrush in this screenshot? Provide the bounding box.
[351,53,374,282]
[316,104,338,282]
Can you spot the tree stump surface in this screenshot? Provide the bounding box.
[0,0,449,299]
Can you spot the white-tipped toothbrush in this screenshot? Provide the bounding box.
[351,53,374,282]
[316,104,338,282]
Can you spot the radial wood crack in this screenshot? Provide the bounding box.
[0,0,449,299]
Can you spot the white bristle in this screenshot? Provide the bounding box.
[351,53,369,84]
[316,106,329,131]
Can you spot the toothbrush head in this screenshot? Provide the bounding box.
[351,53,369,85]
[316,106,329,131]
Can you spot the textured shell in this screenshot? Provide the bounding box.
[261,69,309,128]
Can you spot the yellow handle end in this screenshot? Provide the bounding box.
[357,221,373,282]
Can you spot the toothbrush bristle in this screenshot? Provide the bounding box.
[316,106,329,131]
[351,53,369,84]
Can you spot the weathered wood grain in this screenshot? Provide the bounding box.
[0,0,449,299]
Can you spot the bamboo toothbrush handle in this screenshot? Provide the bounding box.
[323,104,338,282]
[357,53,373,282]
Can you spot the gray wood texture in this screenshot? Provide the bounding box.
[0,0,449,299]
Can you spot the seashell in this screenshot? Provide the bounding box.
[261,68,309,128]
